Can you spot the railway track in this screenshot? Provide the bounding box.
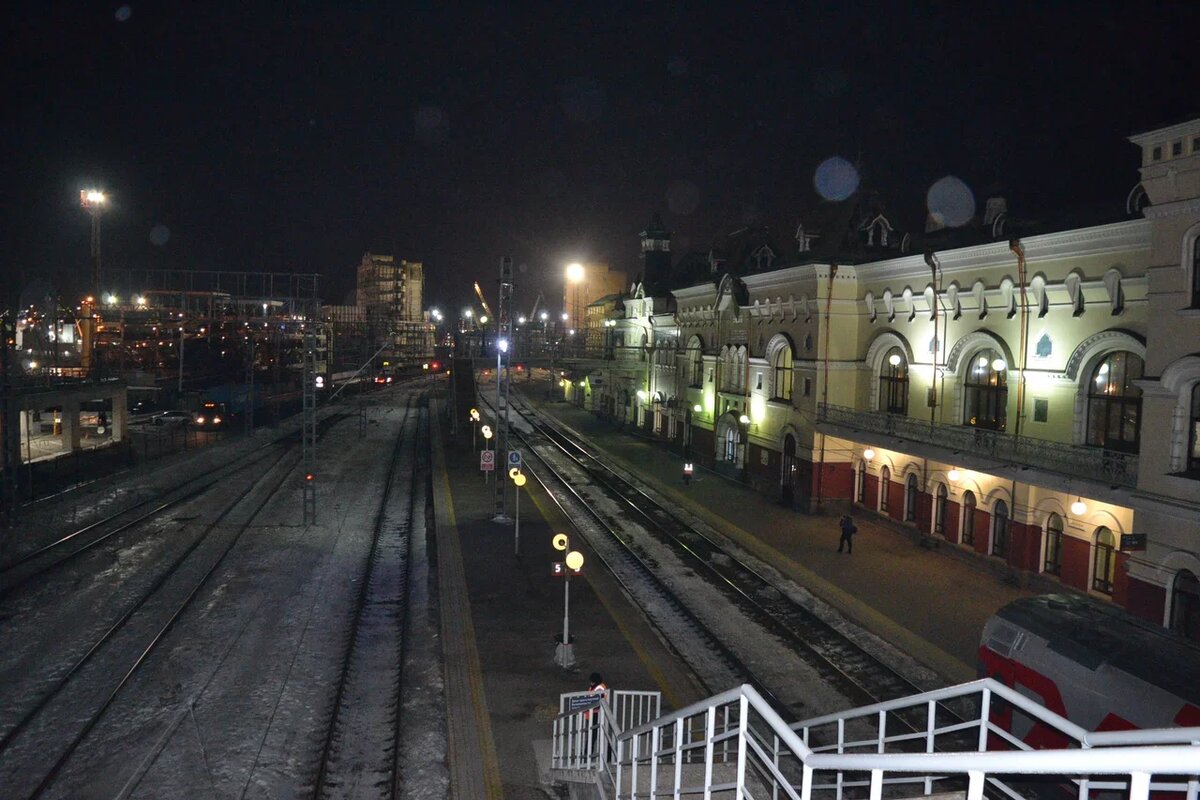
[0,414,353,799]
[484,391,936,721]
[312,395,426,799]
[0,412,349,599]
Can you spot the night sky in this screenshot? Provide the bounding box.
[5,3,1197,313]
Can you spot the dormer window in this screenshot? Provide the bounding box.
[1152,146,1163,161]
[1173,141,1184,157]
[752,245,775,272]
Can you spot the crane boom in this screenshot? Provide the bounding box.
[473,281,495,319]
[528,291,544,322]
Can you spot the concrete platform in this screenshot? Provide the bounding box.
[430,399,706,799]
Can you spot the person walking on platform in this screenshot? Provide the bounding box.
[838,514,857,554]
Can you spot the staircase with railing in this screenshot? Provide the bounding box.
[549,679,1200,800]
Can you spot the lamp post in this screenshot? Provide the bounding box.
[552,532,585,669]
[508,466,526,554]
[566,263,585,356]
[481,424,493,482]
[80,190,108,294]
[470,407,480,451]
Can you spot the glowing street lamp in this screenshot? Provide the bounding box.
[552,532,586,668]
[80,189,108,293]
[508,466,528,554]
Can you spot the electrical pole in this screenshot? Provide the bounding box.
[245,333,255,436]
[302,328,317,524]
[178,325,185,395]
[493,256,513,523]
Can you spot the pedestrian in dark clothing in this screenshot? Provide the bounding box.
[838,515,857,553]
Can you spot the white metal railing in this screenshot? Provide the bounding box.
[549,680,1200,800]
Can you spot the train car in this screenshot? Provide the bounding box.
[980,594,1200,747]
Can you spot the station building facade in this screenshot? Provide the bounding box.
[565,119,1200,638]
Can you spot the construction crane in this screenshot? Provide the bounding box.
[473,281,495,319]
[527,291,545,323]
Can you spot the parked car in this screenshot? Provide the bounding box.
[153,410,192,427]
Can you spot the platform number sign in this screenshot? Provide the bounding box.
[508,450,522,469]
[480,450,495,472]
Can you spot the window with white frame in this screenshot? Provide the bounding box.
[1086,351,1143,453]
[933,483,948,534]
[879,347,909,414]
[961,490,977,545]
[905,474,918,522]
[1043,513,1064,575]
[963,349,1008,431]
[879,466,891,512]
[991,500,1009,558]
[772,344,794,401]
[1092,526,1117,594]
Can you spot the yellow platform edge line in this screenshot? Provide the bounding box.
[430,401,504,799]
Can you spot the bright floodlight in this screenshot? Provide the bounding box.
[539,311,548,321]
[81,189,108,207]
[561,312,568,321]
[480,315,489,324]
[566,262,585,283]
[464,309,473,318]
[498,339,508,352]
[518,315,526,325]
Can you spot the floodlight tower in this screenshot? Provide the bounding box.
[493,256,514,523]
[80,190,108,293]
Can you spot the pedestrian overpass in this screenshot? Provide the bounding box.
[546,679,1200,800]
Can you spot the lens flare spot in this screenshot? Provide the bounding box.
[814,157,859,201]
[927,176,976,228]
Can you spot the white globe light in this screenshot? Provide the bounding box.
[863,448,875,461]
[992,358,1007,372]
[1071,499,1087,516]
[947,468,961,481]
[888,353,902,366]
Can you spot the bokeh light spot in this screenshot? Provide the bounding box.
[814,157,859,201]
[115,5,132,22]
[926,176,976,228]
[149,225,170,246]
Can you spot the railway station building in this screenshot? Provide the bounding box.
[568,119,1200,639]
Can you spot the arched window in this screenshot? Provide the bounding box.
[1171,569,1200,641]
[1092,526,1117,594]
[991,500,1009,557]
[1192,236,1200,308]
[1188,384,1200,475]
[1043,513,1064,575]
[772,345,794,401]
[687,340,703,387]
[963,349,1008,431]
[1086,351,1144,453]
[961,490,977,545]
[934,483,948,534]
[879,347,909,414]
[724,423,739,463]
[905,474,918,522]
[857,461,867,503]
[879,466,891,512]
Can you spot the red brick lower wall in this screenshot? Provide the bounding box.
[886,481,904,521]
[914,491,932,532]
[817,461,855,500]
[1060,535,1091,592]
[1123,574,1166,626]
[1009,521,1039,572]
[944,500,961,542]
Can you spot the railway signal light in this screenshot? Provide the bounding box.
[315,375,325,388]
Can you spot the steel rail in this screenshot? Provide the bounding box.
[312,394,421,799]
[512,398,926,710]
[0,412,348,595]
[476,393,775,711]
[24,446,307,799]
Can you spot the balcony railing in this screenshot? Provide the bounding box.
[817,403,1138,488]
